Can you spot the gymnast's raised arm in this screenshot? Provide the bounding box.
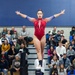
[15,11,36,22]
[45,9,65,22]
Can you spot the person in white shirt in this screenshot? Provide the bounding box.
[34,58,46,75]
[56,41,66,59]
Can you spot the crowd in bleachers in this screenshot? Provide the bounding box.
[0,26,31,75]
[46,26,75,75]
[0,26,75,75]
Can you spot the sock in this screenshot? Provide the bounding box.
[39,60,42,67]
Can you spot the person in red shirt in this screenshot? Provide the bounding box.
[15,9,65,67]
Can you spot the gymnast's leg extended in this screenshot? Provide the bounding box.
[33,35,43,67]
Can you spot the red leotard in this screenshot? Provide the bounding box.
[34,19,46,40]
[26,15,55,40]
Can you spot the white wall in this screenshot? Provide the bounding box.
[0,27,71,40]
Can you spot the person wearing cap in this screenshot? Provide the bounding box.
[0,58,9,75]
[1,33,9,43]
[59,53,71,69]
[10,55,20,75]
[12,39,20,51]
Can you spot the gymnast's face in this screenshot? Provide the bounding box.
[37,10,43,19]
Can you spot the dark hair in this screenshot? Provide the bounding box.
[53,64,57,68]
[59,41,62,44]
[59,64,64,72]
[37,9,43,13]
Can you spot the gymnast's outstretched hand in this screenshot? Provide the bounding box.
[15,11,21,15]
[60,9,65,15]
[54,9,65,18]
[15,11,27,18]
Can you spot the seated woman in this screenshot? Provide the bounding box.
[49,55,59,68]
[10,55,20,75]
[1,39,10,53]
[48,45,54,64]
[50,64,58,75]
[6,30,12,43]
[58,64,67,75]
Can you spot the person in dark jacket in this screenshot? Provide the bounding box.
[7,44,18,67]
[50,64,58,75]
[0,58,9,75]
[55,30,61,46]
[19,43,30,75]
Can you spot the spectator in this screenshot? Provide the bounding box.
[69,26,75,42]
[10,27,16,35]
[53,50,59,60]
[48,46,54,64]
[10,55,20,75]
[11,30,18,39]
[12,39,20,51]
[1,39,10,53]
[34,58,46,75]
[60,30,64,36]
[67,65,75,75]
[20,43,30,61]
[56,41,66,59]
[55,30,61,46]
[7,44,18,67]
[58,64,67,75]
[67,45,75,63]
[0,51,8,60]
[20,26,29,46]
[47,34,56,49]
[1,27,8,35]
[50,55,59,68]
[70,40,75,51]
[46,31,50,43]
[6,30,12,43]
[59,53,71,69]
[50,64,58,75]
[17,43,30,75]
[60,35,67,46]
[17,36,26,45]
[52,27,57,36]
[70,26,75,36]
[1,33,9,43]
[0,58,8,75]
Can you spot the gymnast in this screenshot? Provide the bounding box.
[15,9,65,68]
